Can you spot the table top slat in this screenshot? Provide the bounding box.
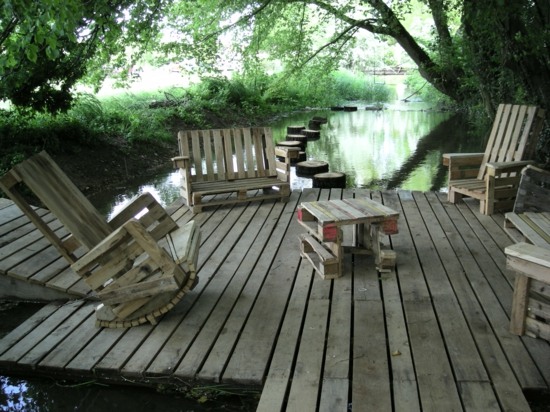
[300,198,399,227]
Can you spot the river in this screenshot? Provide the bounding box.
[92,101,484,219]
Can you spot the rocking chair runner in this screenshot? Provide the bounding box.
[0,151,200,328]
[442,104,545,215]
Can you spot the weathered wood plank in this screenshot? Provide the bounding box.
[0,302,63,357]
[220,190,310,384]
[138,201,266,378]
[378,191,421,412]
[352,300,391,411]
[0,191,547,410]
[39,309,102,370]
[16,303,93,367]
[0,300,86,365]
[411,192,492,383]
[64,327,126,375]
[256,260,314,412]
[171,201,279,378]
[437,193,548,390]
[285,299,329,412]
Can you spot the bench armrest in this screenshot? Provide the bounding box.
[442,153,484,167]
[172,155,190,169]
[275,147,300,181]
[485,160,535,176]
[505,242,550,282]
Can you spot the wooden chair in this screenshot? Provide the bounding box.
[0,151,200,328]
[442,104,545,215]
[506,243,550,342]
[503,165,550,342]
[172,127,300,213]
[504,165,550,246]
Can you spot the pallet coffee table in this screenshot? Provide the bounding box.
[297,198,399,279]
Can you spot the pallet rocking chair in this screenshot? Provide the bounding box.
[442,104,545,215]
[0,151,200,328]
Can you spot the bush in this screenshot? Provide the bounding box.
[0,68,392,175]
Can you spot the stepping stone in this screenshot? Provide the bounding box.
[296,160,329,177]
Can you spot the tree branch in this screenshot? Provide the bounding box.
[0,17,18,49]
[297,24,359,69]
[200,0,274,43]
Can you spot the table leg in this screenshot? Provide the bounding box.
[356,223,396,272]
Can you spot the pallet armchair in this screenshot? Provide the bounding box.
[172,127,300,213]
[0,151,200,328]
[442,104,545,215]
[503,165,550,342]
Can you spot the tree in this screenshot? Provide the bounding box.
[160,0,549,114]
[0,0,167,113]
[1,0,549,117]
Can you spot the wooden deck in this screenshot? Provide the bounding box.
[0,189,548,411]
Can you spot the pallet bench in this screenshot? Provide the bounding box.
[172,127,300,213]
[503,165,550,341]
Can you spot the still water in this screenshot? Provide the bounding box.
[1,101,486,411]
[94,101,483,217]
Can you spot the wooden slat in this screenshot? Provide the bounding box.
[285,299,329,411]
[243,127,255,178]
[256,260,314,412]
[144,200,267,377]
[191,130,204,181]
[223,128,235,180]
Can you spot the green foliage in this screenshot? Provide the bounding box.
[404,71,452,105]
[331,70,391,102]
[0,0,169,113]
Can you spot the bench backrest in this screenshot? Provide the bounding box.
[513,165,550,214]
[0,151,112,262]
[478,104,545,180]
[177,127,278,183]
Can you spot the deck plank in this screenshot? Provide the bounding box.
[0,191,547,410]
[172,201,280,378]
[124,200,264,378]
[218,190,307,385]
[397,191,463,411]
[379,191,421,412]
[0,300,86,366]
[255,260,314,412]
[352,299,391,411]
[285,299,329,412]
[435,193,547,390]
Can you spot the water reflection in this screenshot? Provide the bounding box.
[271,102,482,192]
[92,101,484,215]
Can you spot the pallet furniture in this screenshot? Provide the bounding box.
[0,151,200,328]
[504,165,550,247]
[503,165,550,341]
[172,127,300,213]
[442,104,545,215]
[297,198,399,278]
[506,242,550,341]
